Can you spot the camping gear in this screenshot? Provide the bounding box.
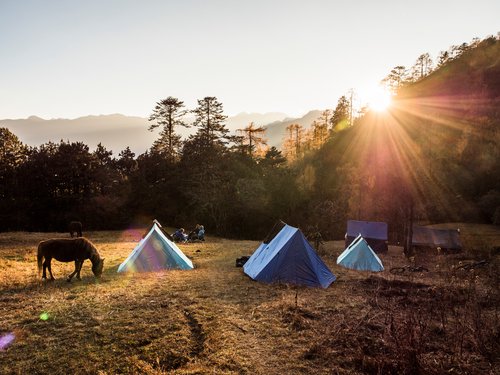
[456,260,488,271]
[235,256,250,267]
[337,234,384,272]
[412,225,462,251]
[243,222,335,288]
[390,265,429,275]
[117,221,194,272]
[345,220,388,253]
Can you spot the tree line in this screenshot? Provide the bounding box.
[1,35,498,240]
[0,97,302,238]
[0,92,359,239]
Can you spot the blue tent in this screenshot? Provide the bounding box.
[118,221,194,272]
[345,220,388,253]
[337,234,384,272]
[243,223,335,288]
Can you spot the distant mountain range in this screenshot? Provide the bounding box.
[1,114,153,156]
[262,110,322,148]
[0,110,323,155]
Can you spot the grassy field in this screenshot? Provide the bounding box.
[0,224,499,374]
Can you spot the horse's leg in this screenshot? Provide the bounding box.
[76,260,84,280]
[67,261,78,282]
[47,258,55,280]
[42,259,48,280]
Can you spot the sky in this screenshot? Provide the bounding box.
[0,0,499,119]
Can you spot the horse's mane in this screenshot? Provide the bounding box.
[79,238,101,265]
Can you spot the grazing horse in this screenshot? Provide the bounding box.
[69,221,83,237]
[37,238,104,282]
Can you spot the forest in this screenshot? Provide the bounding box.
[0,36,499,240]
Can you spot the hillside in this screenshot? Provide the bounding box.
[302,37,500,239]
[394,37,500,222]
[225,112,288,133]
[399,37,500,100]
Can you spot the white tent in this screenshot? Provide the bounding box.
[337,234,384,272]
[118,221,193,272]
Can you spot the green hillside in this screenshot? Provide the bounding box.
[400,37,500,99]
[302,37,500,240]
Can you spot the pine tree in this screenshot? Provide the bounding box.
[330,96,350,132]
[0,128,27,200]
[116,147,137,178]
[410,53,433,81]
[148,96,188,159]
[282,124,304,161]
[381,66,408,94]
[191,96,228,147]
[310,119,328,149]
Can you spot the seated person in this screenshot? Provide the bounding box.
[172,228,188,242]
[188,224,201,241]
[198,225,205,241]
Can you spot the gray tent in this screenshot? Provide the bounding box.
[412,225,462,251]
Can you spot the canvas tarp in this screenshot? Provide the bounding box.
[337,234,384,272]
[345,220,388,253]
[118,221,194,272]
[243,223,335,288]
[412,226,462,250]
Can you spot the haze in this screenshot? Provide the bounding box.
[1,0,499,119]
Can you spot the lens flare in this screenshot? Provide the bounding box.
[0,333,15,350]
[39,312,50,321]
[118,227,144,243]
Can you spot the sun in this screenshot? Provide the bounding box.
[369,88,392,111]
[358,85,392,112]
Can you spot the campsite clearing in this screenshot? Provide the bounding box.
[0,224,499,374]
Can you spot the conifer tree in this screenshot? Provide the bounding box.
[381,66,407,94]
[191,96,228,147]
[283,123,304,161]
[410,53,433,80]
[148,96,188,159]
[330,96,350,132]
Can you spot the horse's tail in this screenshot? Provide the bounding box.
[37,243,44,277]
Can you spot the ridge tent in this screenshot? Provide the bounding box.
[117,221,194,272]
[412,225,462,251]
[337,234,384,272]
[345,220,388,253]
[243,222,336,288]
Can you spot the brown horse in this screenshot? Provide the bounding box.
[37,238,104,282]
[68,221,83,237]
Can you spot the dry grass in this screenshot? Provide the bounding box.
[0,224,499,374]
